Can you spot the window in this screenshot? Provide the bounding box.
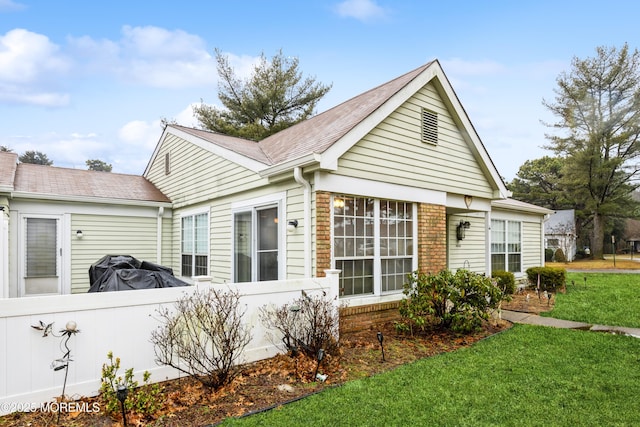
[181,212,209,277]
[547,238,559,247]
[333,195,415,297]
[491,219,521,273]
[421,109,438,144]
[233,205,280,282]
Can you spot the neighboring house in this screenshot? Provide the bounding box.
[1,60,550,313]
[544,209,577,261]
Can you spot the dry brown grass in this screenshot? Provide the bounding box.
[546,256,640,270]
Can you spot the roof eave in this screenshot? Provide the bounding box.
[259,153,324,179]
[10,191,173,208]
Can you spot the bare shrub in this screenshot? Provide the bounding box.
[259,291,340,358]
[151,287,251,390]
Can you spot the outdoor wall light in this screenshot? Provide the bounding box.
[287,219,298,231]
[76,230,83,239]
[456,220,471,241]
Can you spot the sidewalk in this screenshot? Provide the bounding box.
[501,310,640,338]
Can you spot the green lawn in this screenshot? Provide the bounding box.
[221,273,640,426]
[222,326,640,426]
[543,272,640,328]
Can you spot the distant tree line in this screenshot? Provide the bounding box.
[0,146,112,171]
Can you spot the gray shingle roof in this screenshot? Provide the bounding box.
[166,61,435,167]
[0,152,18,190]
[8,160,169,203]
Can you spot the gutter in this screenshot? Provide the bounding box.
[8,191,172,208]
[293,167,312,277]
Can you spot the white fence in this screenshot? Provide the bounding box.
[0,271,340,415]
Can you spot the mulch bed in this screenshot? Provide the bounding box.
[0,318,510,427]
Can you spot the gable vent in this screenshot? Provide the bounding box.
[421,109,438,144]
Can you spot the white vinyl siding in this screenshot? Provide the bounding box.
[336,83,495,198]
[71,214,161,293]
[448,215,486,274]
[522,220,543,271]
[145,133,268,209]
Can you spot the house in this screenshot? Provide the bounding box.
[544,209,577,261]
[1,60,550,318]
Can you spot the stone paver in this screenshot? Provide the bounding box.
[501,310,640,337]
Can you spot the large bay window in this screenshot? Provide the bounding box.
[181,212,209,277]
[491,219,521,273]
[333,195,416,297]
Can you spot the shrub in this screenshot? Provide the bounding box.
[554,248,567,262]
[151,287,252,390]
[525,266,566,292]
[99,351,162,419]
[398,269,504,334]
[545,248,554,262]
[492,270,516,295]
[259,290,340,358]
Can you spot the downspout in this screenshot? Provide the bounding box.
[157,206,164,265]
[293,167,312,277]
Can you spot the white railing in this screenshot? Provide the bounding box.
[0,270,340,415]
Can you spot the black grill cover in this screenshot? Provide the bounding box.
[88,255,189,292]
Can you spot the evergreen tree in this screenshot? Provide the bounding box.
[193,49,332,140]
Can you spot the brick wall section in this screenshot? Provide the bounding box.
[315,191,332,278]
[418,203,447,274]
[339,301,402,333]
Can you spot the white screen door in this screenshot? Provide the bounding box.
[23,217,61,295]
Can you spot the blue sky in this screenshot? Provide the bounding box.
[1,0,638,180]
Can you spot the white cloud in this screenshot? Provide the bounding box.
[0,29,71,105]
[335,0,388,21]
[68,25,218,89]
[0,0,25,12]
[175,104,200,128]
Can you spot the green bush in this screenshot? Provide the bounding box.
[525,266,566,291]
[491,270,516,295]
[554,248,567,262]
[398,269,504,334]
[545,248,554,262]
[100,351,162,419]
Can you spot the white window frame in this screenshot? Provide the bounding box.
[231,193,285,282]
[331,195,418,298]
[180,208,210,278]
[491,219,522,273]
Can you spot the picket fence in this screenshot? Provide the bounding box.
[0,270,340,415]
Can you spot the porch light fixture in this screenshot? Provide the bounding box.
[464,195,473,209]
[287,219,298,231]
[76,230,83,239]
[456,220,471,241]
